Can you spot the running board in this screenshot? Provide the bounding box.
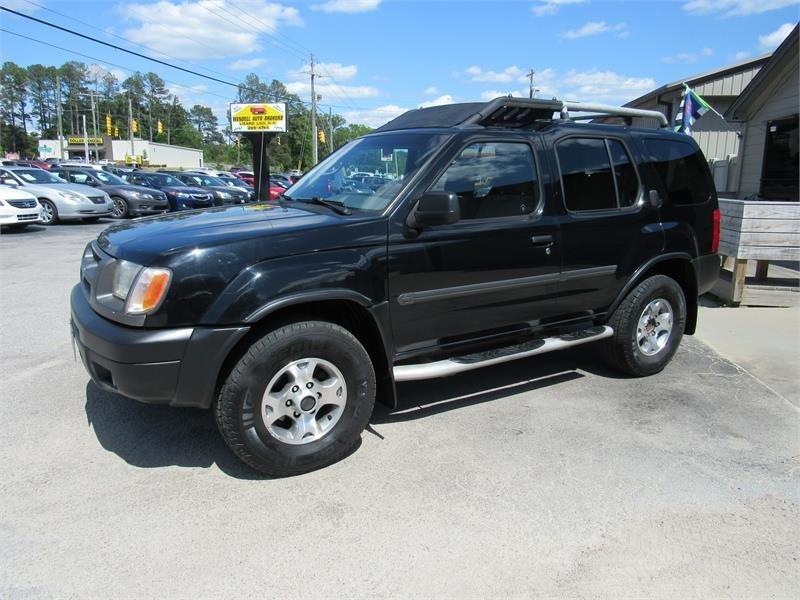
[393,326,613,382]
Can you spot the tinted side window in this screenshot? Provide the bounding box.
[645,139,712,205]
[430,142,539,220]
[608,140,639,206]
[557,138,616,211]
[69,171,90,184]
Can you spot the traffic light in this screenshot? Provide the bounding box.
[318,130,326,144]
[105,114,112,136]
[234,137,240,147]
[157,120,163,135]
[275,136,281,145]
[132,119,138,134]
[114,127,119,138]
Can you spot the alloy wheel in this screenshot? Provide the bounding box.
[636,298,673,356]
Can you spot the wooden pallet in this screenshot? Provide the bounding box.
[713,199,800,306]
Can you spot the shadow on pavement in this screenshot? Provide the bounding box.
[84,344,621,477]
[0,224,47,235]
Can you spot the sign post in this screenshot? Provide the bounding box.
[230,103,287,202]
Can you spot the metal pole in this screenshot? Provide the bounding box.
[82,115,89,161]
[128,92,135,163]
[56,74,65,159]
[90,92,99,162]
[328,106,333,154]
[527,69,535,99]
[310,53,318,166]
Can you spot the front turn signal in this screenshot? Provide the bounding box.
[125,267,172,315]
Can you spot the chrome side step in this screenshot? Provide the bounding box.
[393,326,613,382]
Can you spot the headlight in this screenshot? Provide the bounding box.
[61,190,84,202]
[174,192,190,199]
[217,191,232,199]
[126,267,172,314]
[112,260,141,300]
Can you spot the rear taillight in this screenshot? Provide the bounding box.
[711,208,721,253]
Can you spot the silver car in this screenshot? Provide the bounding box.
[0,166,113,225]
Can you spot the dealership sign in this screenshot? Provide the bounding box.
[67,137,103,145]
[230,103,287,133]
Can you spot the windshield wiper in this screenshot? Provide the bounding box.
[295,196,351,215]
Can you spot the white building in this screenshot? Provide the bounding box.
[37,136,204,169]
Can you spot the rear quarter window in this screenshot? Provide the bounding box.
[645,138,714,205]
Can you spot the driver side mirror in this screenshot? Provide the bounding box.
[408,191,460,228]
[1,177,18,187]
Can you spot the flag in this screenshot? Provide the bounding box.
[674,84,723,134]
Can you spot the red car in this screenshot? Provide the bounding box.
[235,171,254,186]
[16,159,51,170]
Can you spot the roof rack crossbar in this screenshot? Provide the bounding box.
[464,96,669,128]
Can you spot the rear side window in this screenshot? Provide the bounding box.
[645,139,713,205]
[557,138,616,211]
[608,140,638,207]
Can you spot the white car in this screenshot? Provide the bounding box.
[0,185,42,229]
[0,166,113,225]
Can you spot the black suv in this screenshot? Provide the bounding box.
[70,98,720,477]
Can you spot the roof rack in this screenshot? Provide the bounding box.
[464,96,669,129]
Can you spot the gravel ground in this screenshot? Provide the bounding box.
[1,222,798,599]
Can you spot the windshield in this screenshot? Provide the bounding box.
[94,171,126,185]
[286,132,449,212]
[11,168,65,184]
[147,173,183,187]
[183,174,224,186]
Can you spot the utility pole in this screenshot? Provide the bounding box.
[128,92,135,162]
[328,106,334,154]
[89,92,99,162]
[526,69,536,99]
[310,53,318,166]
[56,74,65,159]
[82,115,89,162]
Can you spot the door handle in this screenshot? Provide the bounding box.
[530,234,554,246]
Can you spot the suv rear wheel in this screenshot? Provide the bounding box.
[604,275,686,377]
[214,321,376,477]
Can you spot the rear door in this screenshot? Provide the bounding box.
[387,135,561,358]
[548,132,664,317]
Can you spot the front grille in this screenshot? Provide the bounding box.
[8,199,36,208]
[191,193,212,201]
[17,213,39,221]
[88,196,106,205]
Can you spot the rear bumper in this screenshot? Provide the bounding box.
[70,284,249,408]
[693,253,721,296]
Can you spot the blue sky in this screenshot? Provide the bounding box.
[1,0,797,127]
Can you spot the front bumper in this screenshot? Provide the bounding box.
[70,284,249,408]
[0,209,41,224]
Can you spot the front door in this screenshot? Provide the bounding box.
[387,137,561,358]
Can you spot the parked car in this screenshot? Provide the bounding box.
[52,168,169,218]
[234,171,255,186]
[60,161,104,171]
[14,159,51,170]
[0,166,112,224]
[121,171,214,211]
[0,184,42,229]
[170,172,250,205]
[69,97,720,477]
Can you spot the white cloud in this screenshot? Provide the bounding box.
[682,0,799,15]
[86,64,127,84]
[733,50,753,60]
[123,0,302,59]
[288,62,358,81]
[465,65,526,83]
[479,89,527,101]
[661,47,714,64]
[341,104,408,128]
[228,58,266,71]
[1,0,39,13]
[424,86,439,95]
[531,0,586,17]
[311,0,381,13]
[562,69,655,102]
[759,22,795,49]
[168,82,210,105]
[418,95,454,108]
[285,80,379,100]
[561,21,627,39]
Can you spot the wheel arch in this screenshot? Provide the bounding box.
[215,294,397,410]
[608,253,699,334]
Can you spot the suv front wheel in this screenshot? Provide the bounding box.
[215,320,376,477]
[604,274,686,377]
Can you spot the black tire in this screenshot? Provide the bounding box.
[39,199,58,225]
[604,275,686,377]
[111,196,129,219]
[83,217,101,223]
[215,321,376,477]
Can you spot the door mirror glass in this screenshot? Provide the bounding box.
[409,192,460,227]
[1,177,18,187]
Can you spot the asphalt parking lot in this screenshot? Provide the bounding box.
[1,221,798,599]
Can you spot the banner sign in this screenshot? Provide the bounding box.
[230,103,287,133]
[67,137,103,145]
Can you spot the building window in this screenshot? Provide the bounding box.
[761,115,799,201]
